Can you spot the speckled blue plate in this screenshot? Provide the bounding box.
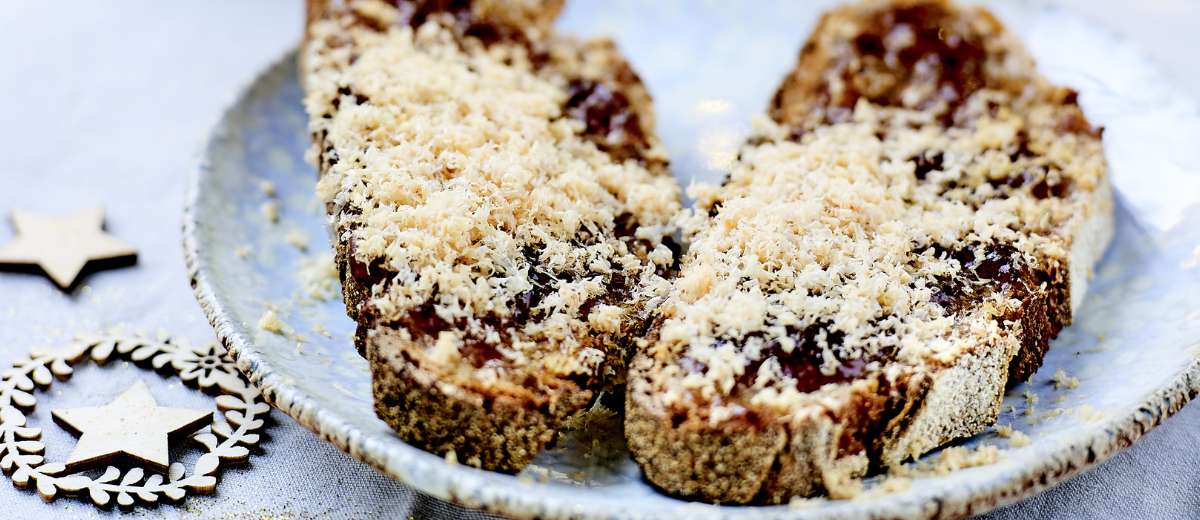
[183,2,1200,519]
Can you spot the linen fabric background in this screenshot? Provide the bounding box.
[0,0,1197,518]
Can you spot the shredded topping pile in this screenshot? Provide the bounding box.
[648,0,1106,416]
[303,3,680,384]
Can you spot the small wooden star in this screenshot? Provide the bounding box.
[51,380,212,474]
[0,206,137,289]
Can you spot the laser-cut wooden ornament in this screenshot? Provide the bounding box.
[0,327,271,507]
[0,206,137,289]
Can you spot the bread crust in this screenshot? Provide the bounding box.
[627,0,1114,503]
[370,328,593,472]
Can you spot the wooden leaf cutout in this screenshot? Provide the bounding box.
[11,390,36,410]
[117,491,135,507]
[121,467,144,486]
[31,366,52,388]
[11,466,31,488]
[55,475,91,493]
[193,433,219,451]
[49,358,73,379]
[37,462,66,476]
[12,375,34,392]
[14,440,44,454]
[212,372,246,394]
[130,346,159,362]
[213,395,246,412]
[217,445,250,463]
[36,475,57,502]
[211,421,234,440]
[97,466,121,484]
[161,485,186,502]
[0,406,25,425]
[193,453,219,477]
[181,475,217,494]
[151,352,174,370]
[89,485,110,506]
[168,462,186,483]
[91,341,116,364]
[136,488,158,504]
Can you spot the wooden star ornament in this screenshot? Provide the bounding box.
[0,206,137,289]
[51,380,213,474]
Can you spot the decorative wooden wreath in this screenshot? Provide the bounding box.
[0,327,269,507]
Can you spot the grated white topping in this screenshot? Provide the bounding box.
[302,1,680,384]
[651,81,1104,415]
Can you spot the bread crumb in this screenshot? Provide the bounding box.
[444,450,458,466]
[257,179,276,198]
[1023,405,1036,416]
[261,201,280,223]
[258,311,285,334]
[560,400,617,431]
[523,464,573,484]
[313,324,332,338]
[236,245,252,259]
[788,496,825,509]
[892,445,1001,477]
[1023,390,1038,405]
[1051,395,1068,403]
[1050,367,1081,389]
[854,475,913,501]
[1009,430,1031,447]
[284,231,308,251]
[297,252,338,301]
[295,343,304,355]
[1080,404,1103,422]
[995,424,1013,437]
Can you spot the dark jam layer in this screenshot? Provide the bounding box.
[680,241,1065,399]
[347,214,678,371]
[380,0,525,46]
[680,324,880,396]
[839,1,989,123]
[911,128,1075,200]
[565,79,652,165]
[926,241,1067,381]
[928,243,1034,314]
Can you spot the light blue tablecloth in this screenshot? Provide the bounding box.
[0,1,1196,518]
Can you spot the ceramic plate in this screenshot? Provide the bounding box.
[184,1,1200,518]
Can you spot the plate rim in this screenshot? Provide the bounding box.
[182,17,1200,520]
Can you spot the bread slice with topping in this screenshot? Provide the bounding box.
[301,0,682,472]
[626,0,1113,502]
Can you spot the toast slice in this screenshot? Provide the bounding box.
[301,0,682,472]
[626,0,1113,503]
